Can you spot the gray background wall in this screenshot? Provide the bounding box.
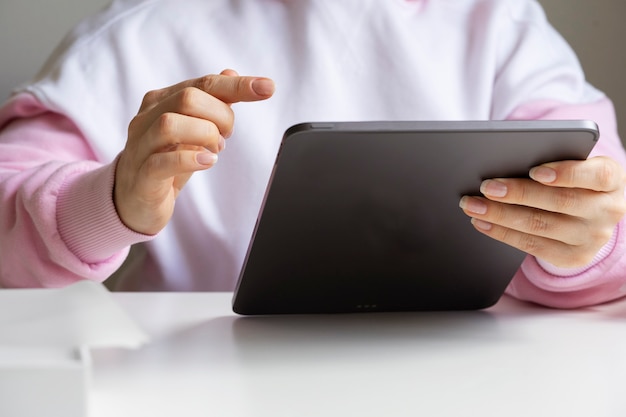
[539,0,626,137]
[0,0,624,135]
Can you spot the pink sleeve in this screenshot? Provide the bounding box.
[504,97,626,308]
[0,93,151,288]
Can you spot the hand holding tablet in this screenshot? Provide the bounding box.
[461,154,626,269]
[233,120,600,315]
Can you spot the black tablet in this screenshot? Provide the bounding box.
[232,120,599,315]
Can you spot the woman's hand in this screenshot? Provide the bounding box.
[459,156,626,268]
[114,69,275,235]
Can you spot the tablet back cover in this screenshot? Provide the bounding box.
[233,120,598,315]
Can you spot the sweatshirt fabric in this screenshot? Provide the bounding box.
[1,0,626,307]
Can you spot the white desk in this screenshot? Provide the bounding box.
[89,293,626,417]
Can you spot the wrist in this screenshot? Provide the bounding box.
[57,159,153,263]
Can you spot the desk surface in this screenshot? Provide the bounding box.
[90,293,626,417]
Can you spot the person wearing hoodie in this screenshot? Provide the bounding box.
[1,0,625,308]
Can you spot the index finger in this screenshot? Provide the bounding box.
[196,73,276,103]
[529,156,626,192]
[155,73,275,106]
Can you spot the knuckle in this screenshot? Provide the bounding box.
[142,89,164,108]
[143,153,164,177]
[593,193,626,223]
[174,150,187,169]
[527,211,550,234]
[127,114,144,137]
[594,227,614,245]
[235,77,250,95]
[553,188,578,212]
[487,203,507,224]
[155,112,179,141]
[608,199,626,221]
[177,87,202,112]
[560,225,614,268]
[143,150,189,180]
[587,220,615,246]
[515,181,530,203]
[594,162,616,190]
[197,74,220,93]
[515,232,542,255]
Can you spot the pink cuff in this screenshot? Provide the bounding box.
[56,156,153,264]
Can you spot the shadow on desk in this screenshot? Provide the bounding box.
[229,311,501,366]
[93,293,626,374]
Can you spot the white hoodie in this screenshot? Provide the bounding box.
[1,0,626,307]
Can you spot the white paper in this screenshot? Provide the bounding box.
[0,281,148,417]
[0,280,148,349]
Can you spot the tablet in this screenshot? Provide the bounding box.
[232,120,599,315]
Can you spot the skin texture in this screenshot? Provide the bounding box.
[114,69,275,235]
[459,156,626,268]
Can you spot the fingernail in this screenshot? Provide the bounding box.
[480,179,508,198]
[251,78,275,96]
[219,135,226,151]
[530,166,557,183]
[459,196,487,215]
[197,152,218,166]
[471,218,493,231]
